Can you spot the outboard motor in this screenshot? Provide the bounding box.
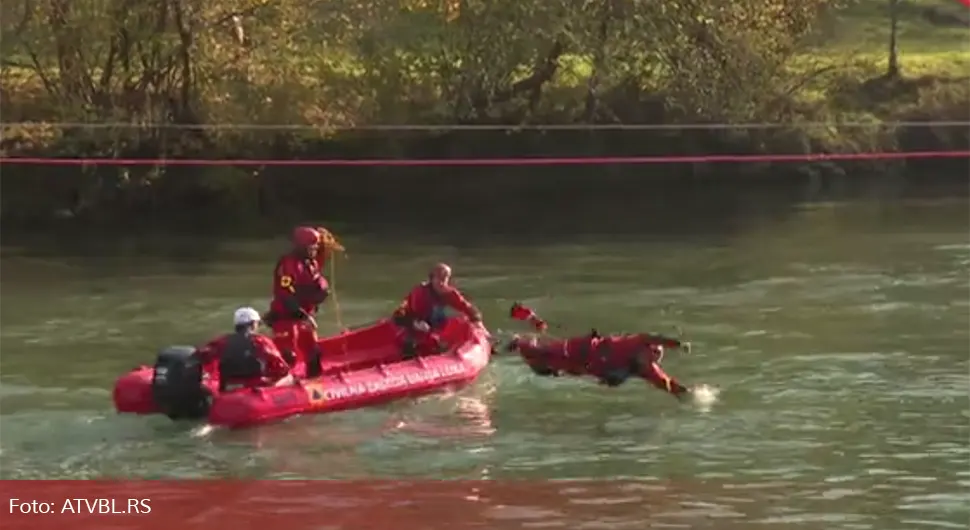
[151,346,210,420]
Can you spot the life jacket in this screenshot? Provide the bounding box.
[268,254,330,322]
[218,332,265,389]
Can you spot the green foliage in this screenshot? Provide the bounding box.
[0,0,966,225]
[2,0,965,134]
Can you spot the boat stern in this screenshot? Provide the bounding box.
[113,366,159,414]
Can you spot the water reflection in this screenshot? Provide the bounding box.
[387,385,498,440]
[192,382,499,479]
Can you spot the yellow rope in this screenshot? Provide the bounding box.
[318,227,346,331]
[329,257,344,330]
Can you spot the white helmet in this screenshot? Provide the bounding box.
[233,307,262,326]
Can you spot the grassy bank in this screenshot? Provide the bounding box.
[795,0,968,133]
[0,0,967,229]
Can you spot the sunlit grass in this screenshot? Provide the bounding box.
[559,0,969,86]
[811,0,969,55]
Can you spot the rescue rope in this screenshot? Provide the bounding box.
[318,227,346,331]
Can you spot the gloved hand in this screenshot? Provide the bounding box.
[298,309,319,330]
[413,320,431,332]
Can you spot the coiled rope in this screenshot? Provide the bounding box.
[317,227,347,331]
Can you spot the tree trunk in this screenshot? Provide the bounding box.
[584,0,614,122]
[887,0,900,79]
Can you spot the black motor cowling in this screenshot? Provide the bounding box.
[151,346,210,420]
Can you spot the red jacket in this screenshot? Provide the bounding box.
[269,252,330,320]
[195,332,291,388]
[392,282,480,326]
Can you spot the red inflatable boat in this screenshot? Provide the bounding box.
[112,317,492,429]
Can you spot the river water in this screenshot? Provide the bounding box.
[1,196,967,529]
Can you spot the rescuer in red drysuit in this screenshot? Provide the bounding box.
[506,303,693,400]
[264,225,344,377]
[194,307,294,391]
[392,263,483,357]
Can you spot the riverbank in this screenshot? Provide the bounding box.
[1,0,967,231]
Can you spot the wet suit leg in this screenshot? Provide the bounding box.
[401,337,419,359]
[297,325,322,378]
[393,315,421,360]
[397,326,438,360]
[399,322,448,361]
[271,319,301,366]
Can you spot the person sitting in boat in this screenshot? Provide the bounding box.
[194,307,295,391]
[505,304,693,400]
[263,225,344,377]
[392,263,483,356]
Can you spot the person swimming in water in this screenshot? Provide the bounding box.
[505,303,693,400]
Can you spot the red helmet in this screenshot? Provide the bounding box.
[291,226,320,247]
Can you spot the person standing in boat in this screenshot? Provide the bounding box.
[392,263,484,356]
[264,225,344,377]
[194,307,294,391]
